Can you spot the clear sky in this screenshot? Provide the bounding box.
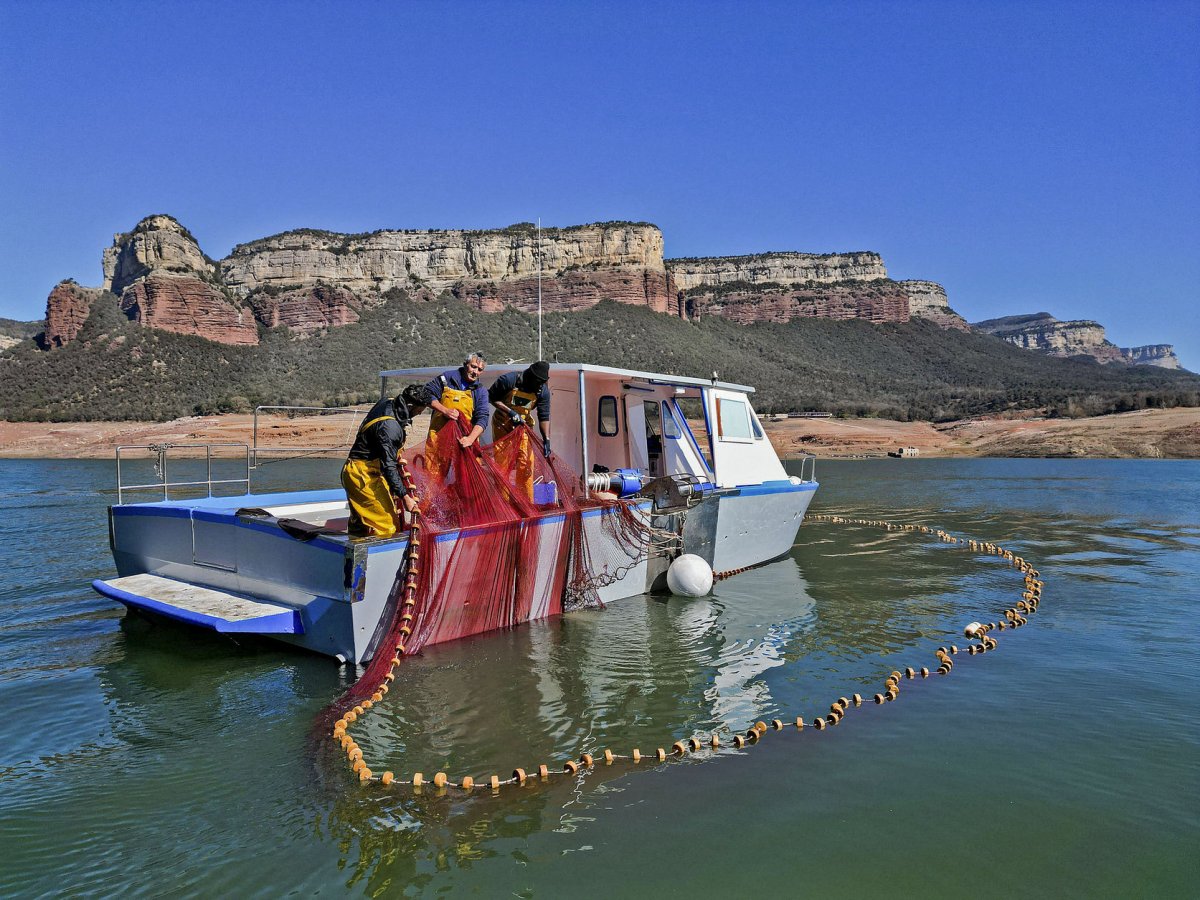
[2,0,1197,367]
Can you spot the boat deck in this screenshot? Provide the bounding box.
[94,573,303,634]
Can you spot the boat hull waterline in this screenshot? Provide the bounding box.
[95,480,817,662]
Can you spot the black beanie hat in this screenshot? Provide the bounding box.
[399,383,432,412]
[527,360,550,383]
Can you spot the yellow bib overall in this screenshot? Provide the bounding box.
[341,414,400,538]
[492,385,540,500]
[424,383,474,483]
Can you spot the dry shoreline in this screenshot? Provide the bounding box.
[1,407,1197,460]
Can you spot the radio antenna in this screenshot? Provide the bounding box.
[537,217,543,360]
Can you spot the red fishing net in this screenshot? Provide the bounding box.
[339,419,658,704]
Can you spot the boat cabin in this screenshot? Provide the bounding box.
[382,363,789,492]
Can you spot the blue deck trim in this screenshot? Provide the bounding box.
[111,505,193,520]
[115,489,346,512]
[113,505,348,555]
[92,579,304,635]
[729,479,819,497]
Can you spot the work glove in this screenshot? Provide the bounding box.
[543,438,552,459]
[508,410,523,428]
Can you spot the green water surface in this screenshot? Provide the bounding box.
[1,458,1197,897]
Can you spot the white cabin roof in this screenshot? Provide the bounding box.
[378,363,755,394]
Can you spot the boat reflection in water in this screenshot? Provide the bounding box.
[321,554,817,886]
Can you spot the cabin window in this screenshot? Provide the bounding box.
[674,397,714,471]
[598,395,619,436]
[750,409,764,439]
[662,401,681,438]
[717,397,754,442]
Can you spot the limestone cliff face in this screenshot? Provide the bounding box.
[43,215,1181,364]
[667,251,887,291]
[90,216,258,346]
[972,313,1127,364]
[896,280,970,331]
[1119,344,1181,369]
[667,251,912,325]
[103,215,216,295]
[683,283,910,325]
[119,273,259,346]
[221,223,672,313]
[43,281,106,348]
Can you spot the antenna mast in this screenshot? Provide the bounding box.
[537,217,543,360]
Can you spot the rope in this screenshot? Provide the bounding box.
[330,455,423,783]
[329,512,1045,791]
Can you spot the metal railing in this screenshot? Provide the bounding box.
[793,452,817,483]
[115,443,250,503]
[251,405,363,469]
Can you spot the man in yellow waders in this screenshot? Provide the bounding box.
[489,360,552,500]
[341,384,430,539]
[423,352,491,483]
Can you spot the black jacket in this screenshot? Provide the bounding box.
[487,372,551,421]
[346,397,409,498]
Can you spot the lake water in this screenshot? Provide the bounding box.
[2,458,1197,897]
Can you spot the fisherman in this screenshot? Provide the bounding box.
[423,351,491,483]
[489,360,552,499]
[341,383,430,539]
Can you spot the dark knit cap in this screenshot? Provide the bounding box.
[527,360,550,383]
[399,383,432,410]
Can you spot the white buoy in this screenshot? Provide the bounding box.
[666,554,714,597]
[963,622,983,638]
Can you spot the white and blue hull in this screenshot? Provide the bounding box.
[96,479,815,662]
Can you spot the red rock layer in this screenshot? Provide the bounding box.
[451,268,675,315]
[119,274,259,346]
[248,284,366,335]
[921,311,972,332]
[685,286,910,325]
[43,281,101,348]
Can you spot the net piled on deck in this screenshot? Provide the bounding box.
[341,419,658,702]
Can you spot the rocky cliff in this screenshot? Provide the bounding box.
[1119,344,1181,369]
[119,273,259,346]
[247,283,378,336]
[664,254,971,329]
[222,222,673,314]
[33,215,1176,365]
[896,280,970,331]
[666,251,888,291]
[42,281,108,348]
[972,313,1182,369]
[679,282,911,324]
[84,215,261,346]
[973,313,1125,362]
[103,215,216,294]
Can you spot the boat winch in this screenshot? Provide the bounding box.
[585,468,647,497]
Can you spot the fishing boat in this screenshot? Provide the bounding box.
[93,364,818,662]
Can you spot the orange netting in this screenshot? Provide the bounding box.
[338,419,658,704]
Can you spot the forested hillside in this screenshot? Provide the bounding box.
[2,293,1197,422]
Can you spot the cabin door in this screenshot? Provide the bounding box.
[551,388,581,475]
[642,400,664,476]
[625,398,649,471]
[705,388,787,488]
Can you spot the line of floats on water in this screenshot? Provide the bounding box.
[331,512,1045,792]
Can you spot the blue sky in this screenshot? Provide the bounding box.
[2,0,1197,367]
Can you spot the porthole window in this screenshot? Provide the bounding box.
[598,395,619,436]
